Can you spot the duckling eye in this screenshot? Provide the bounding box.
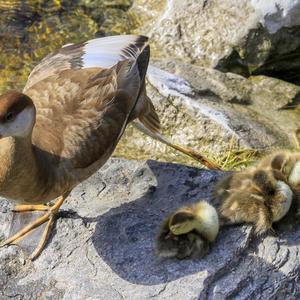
[5,112,14,122]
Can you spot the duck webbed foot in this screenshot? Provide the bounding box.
[0,193,68,260]
[12,204,50,212]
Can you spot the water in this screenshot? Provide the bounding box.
[0,0,136,93]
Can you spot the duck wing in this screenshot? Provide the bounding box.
[23,35,149,92]
[24,36,149,180]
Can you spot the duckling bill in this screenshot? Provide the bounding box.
[156,201,219,259]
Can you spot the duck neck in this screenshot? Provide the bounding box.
[15,136,37,169]
[0,134,40,202]
[14,134,33,150]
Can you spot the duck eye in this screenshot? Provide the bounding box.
[5,112,14,122]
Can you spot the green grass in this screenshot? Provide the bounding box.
[114,135,263,171]
[208,137,261,171]
[114,129,300,171]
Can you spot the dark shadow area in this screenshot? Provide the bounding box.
[279,91,300,110]
[216,21,300,86]
[2,159,300,297]
[86,160,251,285]
[272,198,300,247]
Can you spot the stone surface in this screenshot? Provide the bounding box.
[130,0,300,85]
[115,60,300,166]
[1,158,300,299]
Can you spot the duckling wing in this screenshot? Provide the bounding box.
[23,35,149,92]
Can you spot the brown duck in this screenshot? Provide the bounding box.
[0,35,220,259]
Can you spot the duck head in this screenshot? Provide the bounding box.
[0,91,36,138]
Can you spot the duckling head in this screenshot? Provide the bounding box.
[168,208,196,235]
[271,153,295,177]
[0,91,35,138]
[272,153,300,186]
[169,201,219,242]
[282,159,296,178]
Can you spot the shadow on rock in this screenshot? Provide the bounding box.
[90,160,250,285]
[1,159,300,298]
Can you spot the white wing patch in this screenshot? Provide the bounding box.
[24,35,148,92]
[82,35,147,69]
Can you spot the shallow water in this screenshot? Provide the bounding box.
[0,1,204,166]
[0,0,136,93]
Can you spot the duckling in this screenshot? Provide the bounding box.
[256,151,300,215]
[260,152,300,185]
[156,201,219,259]
[214,168,293,234]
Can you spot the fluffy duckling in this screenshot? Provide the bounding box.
[256,151,300,185]
[214,168,293,234]
[156,201,219,259]
[256,151,300,215]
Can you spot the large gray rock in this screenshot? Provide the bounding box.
[1,158,299,299]
[115,61,300,165]
[130,0,300,85]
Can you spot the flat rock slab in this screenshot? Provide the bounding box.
[0,159,299,299]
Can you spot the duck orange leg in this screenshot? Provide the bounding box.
[167,142,222,170]
[133,121,222,170]
[12,204,50,212]
[0,192,69,260]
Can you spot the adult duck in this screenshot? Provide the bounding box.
[0,35,220,259]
